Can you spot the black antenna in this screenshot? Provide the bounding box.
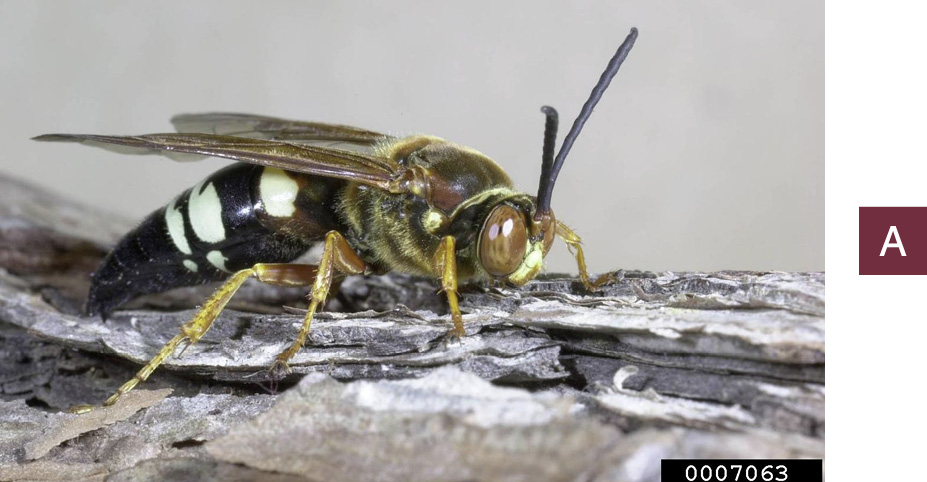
[536,27,638,215]
[537,105,559,207]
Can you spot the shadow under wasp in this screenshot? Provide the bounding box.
[34,28,639,411]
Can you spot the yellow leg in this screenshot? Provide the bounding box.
[433,235,464,338]
[270,231,366,376]
[556,221,616,291]
[70,263,322,412]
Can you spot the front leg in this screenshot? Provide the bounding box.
[433,235,465,338]
[556,221,616,291]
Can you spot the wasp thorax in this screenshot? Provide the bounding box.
[479,204,528,277]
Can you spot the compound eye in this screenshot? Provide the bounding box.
[479,205,528,277]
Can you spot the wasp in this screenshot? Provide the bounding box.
[34,28,638,409]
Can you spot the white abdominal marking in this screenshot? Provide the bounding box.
[182,259,198,272]
[165,197,192,255]
[188,181,226,243]
[207,250,231,272]
[260,167,298,217]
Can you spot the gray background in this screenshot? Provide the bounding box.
[0,1,822,273]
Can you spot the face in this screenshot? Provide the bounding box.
[477,203,555,286]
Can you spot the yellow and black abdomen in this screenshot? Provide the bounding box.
[87,163,344,318]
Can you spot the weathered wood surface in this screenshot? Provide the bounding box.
[0,174,824,481]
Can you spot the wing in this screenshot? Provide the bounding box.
[33,133,403,190]
[171,112,393,153]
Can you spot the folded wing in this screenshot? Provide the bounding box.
[171,112,392,153]
[33,132,402,190]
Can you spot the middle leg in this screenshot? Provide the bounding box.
[270,230,367,375]
[433,235,465,338]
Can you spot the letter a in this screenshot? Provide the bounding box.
[880,225,906,256]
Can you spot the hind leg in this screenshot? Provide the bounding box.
[71,263,320,413]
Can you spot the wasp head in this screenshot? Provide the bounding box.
[476,201,555,286]
[471,27,638,286]
[496,27,638,285]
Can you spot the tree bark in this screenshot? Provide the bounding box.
[0,174,823,481]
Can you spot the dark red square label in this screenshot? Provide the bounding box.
[860,207,927,274]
